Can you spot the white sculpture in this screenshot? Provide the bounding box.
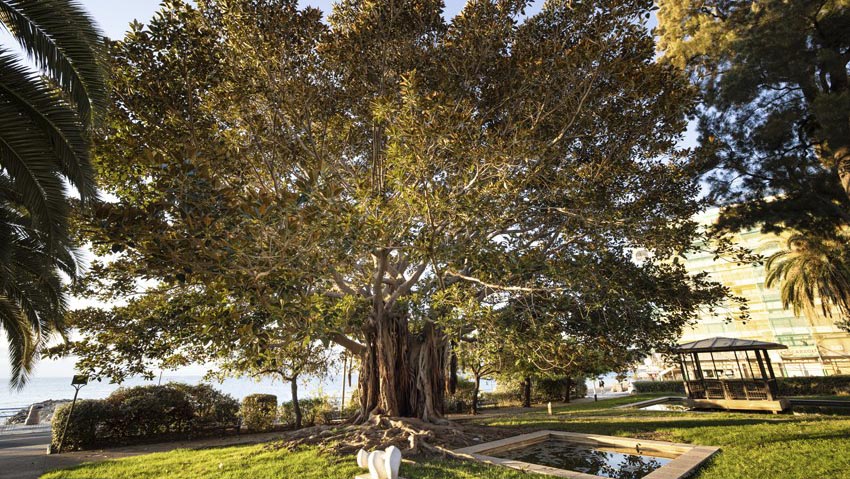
[356,446,402,479]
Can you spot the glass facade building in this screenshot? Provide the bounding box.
[676,208,850,377]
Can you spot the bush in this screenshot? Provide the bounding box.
[241,394,278,432]
[632,380,686,394]
[51,400,116,452]
[778,375,850,397]
[50,383,240,452]
[280,397,335,427]
[535,377,588,402]
[106,385,194,437]
[634,375,850,397]
[171,383,240,429]
[444,376,475,413]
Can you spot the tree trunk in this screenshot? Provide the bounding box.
[837,146,850,202]
[355,311,448,423]
[472,373,481,415]
[522,376,532,408]
[564,377,572,403]
[291,375,302,429]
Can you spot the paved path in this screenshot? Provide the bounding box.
[0,431,289,479]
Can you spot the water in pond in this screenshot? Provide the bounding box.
[495,439,674,479]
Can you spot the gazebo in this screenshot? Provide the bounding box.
[673,337,790,412]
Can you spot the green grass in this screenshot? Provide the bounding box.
[42,395,850,479]
[39,444,529,479]
[476,396,850,479]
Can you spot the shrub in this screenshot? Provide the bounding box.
[280,397,335,427]
[171,383,240,429]
[51,400,116,452]
[444,376,475,413]
[49,383,241,452]
[634,376,850,397]
[534,377,587,402]
[106,385,194,437]
[778,375,850,397]
[241,394,278,432]
[632,380,686,394]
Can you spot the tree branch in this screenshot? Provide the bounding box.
[330,333,366,356]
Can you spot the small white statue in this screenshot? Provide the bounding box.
[356,446,402,479]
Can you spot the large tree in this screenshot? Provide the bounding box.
[0,0,107,386]
[657,0,850,322]
[76,0,723,422]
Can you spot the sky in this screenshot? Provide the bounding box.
[1,0,687,380]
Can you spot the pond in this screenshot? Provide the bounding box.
[494,439,676,479]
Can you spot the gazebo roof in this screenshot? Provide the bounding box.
[673,337,788,353]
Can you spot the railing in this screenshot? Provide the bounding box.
[685,379,775,401]
[0,406,52,435]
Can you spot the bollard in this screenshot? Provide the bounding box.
[547,402,552,415]
[24,405,40,425]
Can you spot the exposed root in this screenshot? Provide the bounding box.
[268,415,523,458]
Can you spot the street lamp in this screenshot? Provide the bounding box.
[54,375,88,454]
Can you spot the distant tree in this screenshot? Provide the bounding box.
[657,0,850,325]
[765,235,850,326]
[0,0,107,387]
[77,0,725,423]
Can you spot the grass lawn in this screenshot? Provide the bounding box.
[42,395,850,479]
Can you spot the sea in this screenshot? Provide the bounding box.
[0,373,497,410]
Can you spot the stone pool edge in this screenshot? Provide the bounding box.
[453,430,720,479]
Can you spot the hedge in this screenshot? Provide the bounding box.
[241,394,278,432]
[777,375,850,396]
[633,375,850,396]
[51,383,239,452]
[279,397,334,427]
[632,380,685,394]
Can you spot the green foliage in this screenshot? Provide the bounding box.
[106,385,194,437]
[632,380,686,394]
[280,397,334,427]
[536,377,587,402]
[634,376,850,396]
[766,235,850,323]
[0,0,107,388]
[71,0,727,419]
[51,399,114,452]
[241,394,278,432]
[778,375,850,397]
[657,0,850,325]
[50,383,239,451]
[160,383,240,430]
[444,376,476,413]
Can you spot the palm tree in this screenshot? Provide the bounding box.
[0,0,107,387]
[765,234,850,324]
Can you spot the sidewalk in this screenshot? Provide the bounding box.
[0,431,288,479]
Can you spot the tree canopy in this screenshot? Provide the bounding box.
[657,0,850,322]
[67,0,728,421]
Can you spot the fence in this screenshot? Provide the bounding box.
[0,405,52,435]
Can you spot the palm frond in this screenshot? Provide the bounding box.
[765,234,850,318]
[0,0,107,125]
[0,49,94,200]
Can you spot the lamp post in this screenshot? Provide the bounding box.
[55,375,88,454]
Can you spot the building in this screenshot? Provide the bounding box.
[673,207,850,377]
